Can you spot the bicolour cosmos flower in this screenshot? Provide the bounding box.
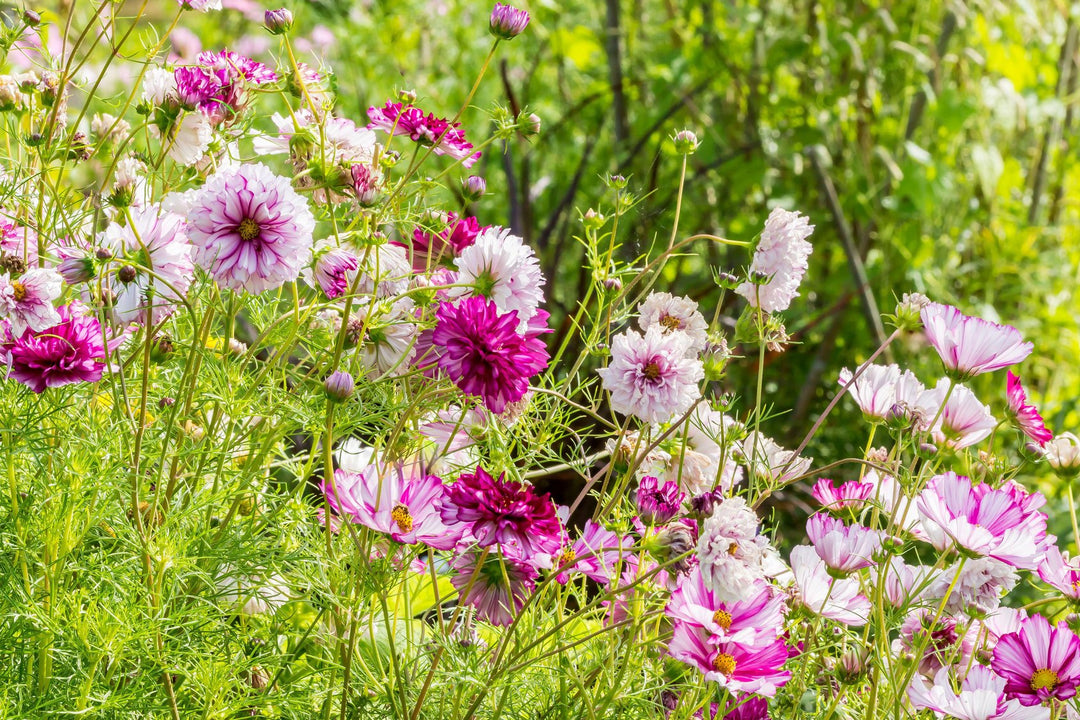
[454,226,544,329]
[1006,371,1053,446]
[2,302,127,393]
[811,478,874,512]
[0,267,61,336]
[95,204,194,324]
[805,514,883,575]
[929,381,997,450]
[1038,545,1080,601]
[788,545,870,626]
[909,665,1048,720]
[440,466,562,557]
[992,613,1080,707]
[306,244,359,300]
[667,622,791,697]
[735,208,814,313]
[597,325,704,424]
[367,100,481,167]
[666,570,787,647]
[321,465,460,550]
[187,163,315,294]
[451,550,537,626]
[916,472,1044,568]
[920,302,1033,380]
[432,296,549,414]
[637,292,709,354]
[697,497,773,605]
[536,519,631,585]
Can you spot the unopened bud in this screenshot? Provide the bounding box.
[23,9,41,26]
[324,370,355,402]
[117,265,137,283]
[518,112,541,137]
[583,208,605,230]
[264,8,293,35]
[397,88,417,105]
[489,3,530,40]
[672,129,699,155]
[462,175,486,202]
[158,396,176,409]
[601,277,622,292]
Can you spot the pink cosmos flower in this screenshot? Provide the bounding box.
[909,665,1045,720]
[182,49,277,125]
[920,303,1033,380]
[187,163,315,294]
[321,466,460,550]
[734,208,814,313]
[410,214,487,270]
[928,381,997,450]
[811,478,874,512]
[2,302,127,393]
[308,245,359,300]
[837,363,904,421]
[440,466,562,557]
[635,475,684,525]
[667,623,791,697]
[637,292,709,354]
[451,551,537,626]
[95,205,195,324]
[788,545,870,626]
[805,514,882,575]
[431,297,549,414]
[992,614,1080,707]
[597,325,704,424]
[880,556,936,608]
[666,570,787,647]
[916,472,1043,568]
[896,608,979,677]
[367,101,481,167]
[1038,545,1080,600]
[1006,371,1052,446]
[536,520,630,585]
[489,3,530,40]
[0,268,61,336]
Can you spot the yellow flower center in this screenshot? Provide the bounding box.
[659,314,682,331]
[727,542,739,556]
[643,362,661,380]
[11,280,26,302]
[390,504,413,533]
[558,548,577,566]
[711,652,736,676]
[1031,668,1058,691]
[712,609,733,631]
[238,218,260,241]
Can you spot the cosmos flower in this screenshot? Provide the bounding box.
[367,100,481,167]
[95,205,194,324]
[908,665,1048,720]
[432,296,549,414]
[440,466,562,557]
[637,292,709,354]
[920,303,1033,380]
[453,226,544,330]
[992,614,1080,707]
[810,478,874,512]
[805,514,883,575]
[735,208,814,313]
[489,3,530,40]
[667,622,792,697]
[1006,371,1053,446]
[451,550,537,626]
[0,267,61,336]
[635,475,684,525]
[788,545,870,626]
[321,466,460,550]
[1,302,128,393]
[187,163,315,294]
[597,325,704,424]
[667,570,787,647]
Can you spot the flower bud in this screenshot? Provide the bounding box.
[917,442,938,459]
[750,270,771,285]
[583,208,606,230]
[151,336,175,362]
[672,129,699,155]
[715,272,740,290]
[117,265,137,283]
[23,9,41,26]
[688,488,724,520]
[397,88,418,105]
[1044,432,1080,478]
[158,396,176,409]
[601,277,621,292]
[264,8,293,35]
[350,164,381,206]
[883,402,910,431]
[38,72,60,108]
[0,254,26,277]
[892,292,931,332]
[324,370,355,402]
[227,338,248,356]
[462,175,486,202]
[56,251,94,284]
[518,112,541,137]
[489,3,530,40]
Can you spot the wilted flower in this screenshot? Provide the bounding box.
[451,551,537,626]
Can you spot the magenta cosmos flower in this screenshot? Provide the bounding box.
[597,325,704,424]
[367,101,481,168]
[635,475,683,525]
[667,622,791,697]
[916,472,1044,568]
[920,303,1033,380]
[187,163,315,294]
[909,665,1042,720]
[666,569,787,647]
[321,466,460,550]
[992,614,1080,707]
[410,214,486,270]
[805,514,882,575]
[451,550,537,626]
[440,466,562,557]
[536,519,630,585]
[811,478,874,512]
[431,296,549,414]
[1006,371,1053,446]
[2,302,127,393]
[177,50,277,125]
